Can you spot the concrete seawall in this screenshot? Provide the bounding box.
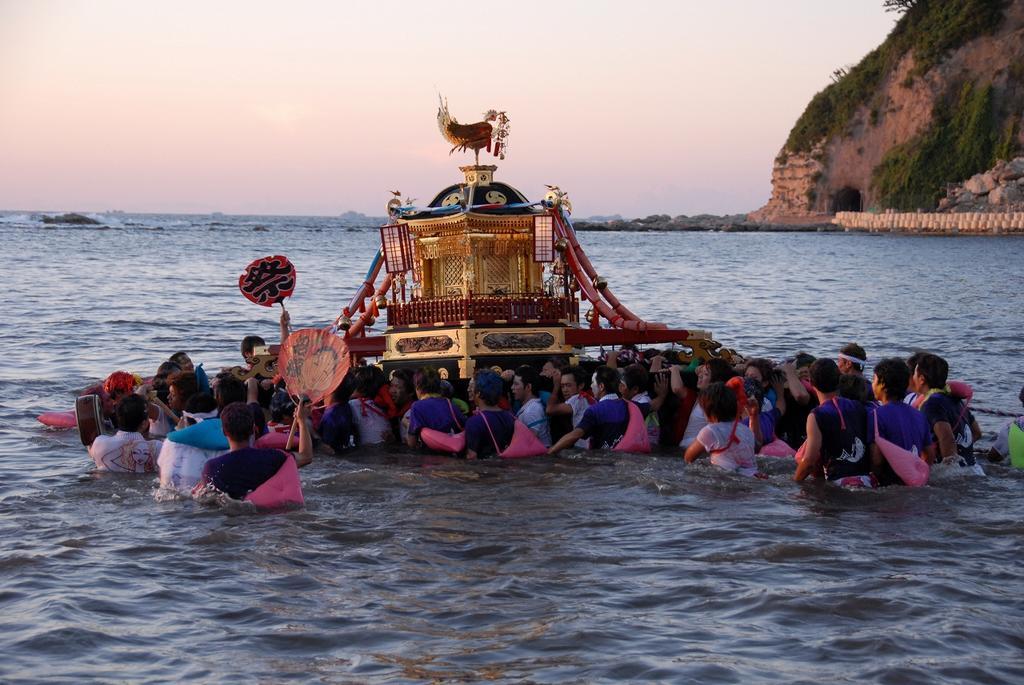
[834,210,1024,234]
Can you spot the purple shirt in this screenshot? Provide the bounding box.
[407,397,465,437]
[868,402,932,454]
[200,447,286,500]
[811,397,872,480]
[578,396,630,449]
[465,410,515,458]
[920,392,976,466]
[320,403,353,452]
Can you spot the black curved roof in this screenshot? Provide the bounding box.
[402,181,540,220]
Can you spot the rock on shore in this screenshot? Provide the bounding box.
[573,213,837,232]
[941,157,1024,212]
[40,213,101,225]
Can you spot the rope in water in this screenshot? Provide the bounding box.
[971,405,1021,418]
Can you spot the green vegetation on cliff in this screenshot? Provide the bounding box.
[785,0,1008,154]
[871,82,998,209]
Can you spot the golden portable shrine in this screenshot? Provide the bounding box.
[331,99,737,379]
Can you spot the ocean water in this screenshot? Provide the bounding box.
[1,210,1022,683]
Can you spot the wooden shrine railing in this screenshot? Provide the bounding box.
[387,293,578,327]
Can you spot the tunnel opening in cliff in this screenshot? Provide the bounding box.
[832,187,863,213]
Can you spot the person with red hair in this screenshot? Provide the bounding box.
[100,370,140,427]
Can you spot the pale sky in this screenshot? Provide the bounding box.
[0,1,897,217]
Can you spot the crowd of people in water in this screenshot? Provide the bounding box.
[80,311,1024,505]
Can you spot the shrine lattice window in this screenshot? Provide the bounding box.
[380,224,413,274]
[533,215,554,263]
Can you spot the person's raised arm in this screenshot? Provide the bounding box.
[771,372,788,417]
[546,370,572,416]
[651,373,670,412]
[246,377,260,405]
[280,308,291,345]
[669,365,688,400]
[294,398,314,467]
[781,363,809,404]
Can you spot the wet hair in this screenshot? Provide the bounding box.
[809,359,841,394]
[440,380,455,399]
[680,369,699,391]
[332,370,357,404]
[1019,384,1024,407]
[906,350,929,374]
[838,374,871,403]
[414,367,443,395]
[241,335,265,358]
[840,342,866,371]
[215,376,246,409]
[592,365,620,395]
[156,361,181,378]
[353,366,384,398]
[389,368,415,399]
[514,365,541,397]
[914,353,948,389]
[220,402,255,442]
[103,371,137,398]
[699,382,738,422]
[169,351,191,366]
[185,392,217,415]
[544,357,569,373]
[564,366,588,389]
[473,369,504,405]
[115,394,149,432]
[167,371,198,404]
[270,389,296,423]
[622,364,649,393]
[793,352,816,369]
[153,362,180,403]
[705,358,737,384]
[744,358,773,385]
[873,357,911,401]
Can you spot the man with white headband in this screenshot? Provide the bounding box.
[837,343,867,377]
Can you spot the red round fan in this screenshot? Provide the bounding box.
[239,255,296,307]
[277,328,351,404]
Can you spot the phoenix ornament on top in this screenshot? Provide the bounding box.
[437,96,510,164]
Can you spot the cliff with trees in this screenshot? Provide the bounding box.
[750,0,1024,222]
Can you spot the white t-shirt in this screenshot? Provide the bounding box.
[349,398,391,446]
[147,404,177,439]
[158,442,226,493]
[517,397,552,447]
[89,431,162,473]
[566,394,590,449]
[679,403,707,449]
[696,421,757,476]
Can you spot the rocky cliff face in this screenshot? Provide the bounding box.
[751,0,1024,222]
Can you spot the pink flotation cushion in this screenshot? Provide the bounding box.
[245,455,304,508]
[760,438,797,458]
[255,431,298,450]
[500,420,548,459]
[875,434,930,487]
[613,401,651,453]
[420,428,466,454]
[948,380,973,402]
[872,409,929,487]
[37,410,77,428]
